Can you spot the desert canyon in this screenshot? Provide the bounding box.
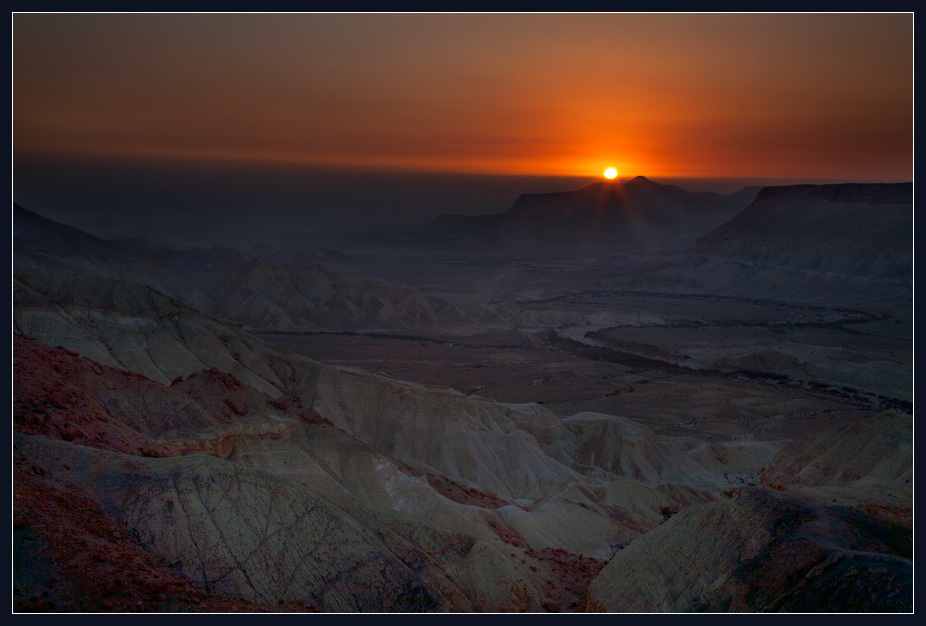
[12,177,913,612]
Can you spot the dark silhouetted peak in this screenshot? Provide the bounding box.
[14,204,124,260]
[14,204,100,242]
[578,176,664,194]
[426,176,750,249]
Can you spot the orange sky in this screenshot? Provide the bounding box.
[13,13,913,181]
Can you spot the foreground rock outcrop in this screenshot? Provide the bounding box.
[589,411,913,612]
[587,487,912,612]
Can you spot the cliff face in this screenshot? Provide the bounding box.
[605,182,916,305]
[697,183,912,252]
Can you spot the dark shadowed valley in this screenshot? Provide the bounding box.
[13,177,913,612]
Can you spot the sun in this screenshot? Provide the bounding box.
[603,167,618,180]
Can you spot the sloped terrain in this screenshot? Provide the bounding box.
[587,487,912,612]
[14,273,287,394]
[14,275,764,611]
[684,183,911,304]
[760,412,912,491]
[588,411,913,612]
[16,436,449,612]
[13,463,313,613]
[107,258,503,332]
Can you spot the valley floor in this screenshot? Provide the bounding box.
[258,290,909,445]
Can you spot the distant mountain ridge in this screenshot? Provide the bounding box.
[428,176,757,249]
[13,205,504,333]
[13,204,357,273]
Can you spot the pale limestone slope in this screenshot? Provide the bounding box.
[588,412,913,612]
[761,412,912,489]
[15,435,450,612]
[14,274,286,396]
[587,487,912,612]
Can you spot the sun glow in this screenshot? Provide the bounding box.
[603,167,618,180]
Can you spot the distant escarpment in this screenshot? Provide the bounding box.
[428,176,754,250]
[696,183,912,254]
[601,182,912,304]
[689,183,912,301]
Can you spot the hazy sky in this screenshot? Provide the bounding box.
[14,13,913,181]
